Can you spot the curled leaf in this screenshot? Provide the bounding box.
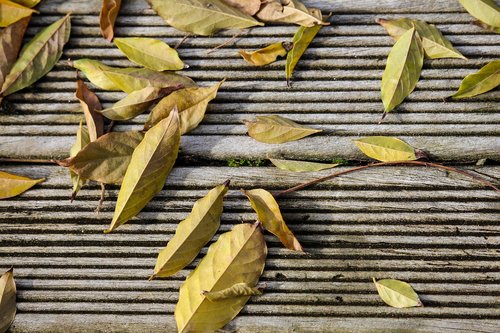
[0,170,44,199]
[105,108,180,233]
[286,23,323,85]
[239,41,293,66]
[0,268,16,333]
[201,282,263,302]
[373,278,423,308]
[175,223,267,333]
[221,0,262,16]
[269,157,338,172]
[244,115,321,144]
[242,188,303,252]
[76,79,104,142]
[354,136,417,162]
[451,60,500,99]
[151,181,229,279]
[99,0,121,42]
[458,0,500,28]
[0,16,30,88]
[69,122,90,200]
[144,80,224,134]
[0,0,36,27]
[256,0,325,27]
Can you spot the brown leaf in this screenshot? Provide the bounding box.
[75,79,104,142]
[0,16,30,88]
[0,268,16,333]
[256,0,325,27]
[99,0,121,42]
[221,0,262,16]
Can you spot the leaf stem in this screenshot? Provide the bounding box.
[0,158,56,164]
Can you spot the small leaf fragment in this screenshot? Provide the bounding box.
[0,171,44,199]
[105,108,180,233]
[269,157,339,172]
[151,181,229,278]
[256,0,325,27]
[242,188,303,251]
[175,223,267,333]
[221,0,262,16]
[114,37,184,71]
[286,23,323,85]
[244,115,321,144]
[69,121,90,200]
[0,268,16,333]
[99,0,121,42]
[201,282,263,302]
[458,0,500,28]
[0,0,36,27]
[0,16,30,88]
[473,20,500,33]
[451,60,500,99]
[239,42,292,66]
[373,278,423,308]
[354,136,417,162]
[75,79,104,142]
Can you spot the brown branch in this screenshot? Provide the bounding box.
[275,161,500,197]
[206,30,244,54]
[0,158,56,164]
[174,33,191,49]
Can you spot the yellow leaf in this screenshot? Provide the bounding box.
[244,115,321,144]
[286,23,323,85]
[269,157,339,172]
[10,0,40,8]
[373,278,423,308]
[151,181,229,278]
[354,136,417,162]
[0,0,36,27]
[239,42,292,66]
[256,0,325,27]
[458,0,500,28]
[69,121,90,200]
[201,282,263,302]
[242,188,303,252]
[175,223,267,333]
[0,171,44,199]
[451,60,500,99]
[0,268,16,333]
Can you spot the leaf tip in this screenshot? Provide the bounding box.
[148,274,156,281]
[223,179,231,188]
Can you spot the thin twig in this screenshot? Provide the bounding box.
[275,161,500,197]
[206,30,244,54]
[95,183,106,214]
[0,158,56,164]
[174,33,191,49]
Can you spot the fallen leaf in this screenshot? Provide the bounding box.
[0,170,44,199]
[286,23,322,85]
[221,0,262,16]
[69,121,90,200]
[99,0,121,42]
[381,27,424,113]
[151,181,229,279]
[0,268,16,333]
[450,60,500,99]
[256,0,325,27]
[373,278,423,308]
[76,79,104,142]
[175,223,267,333]
[201,282,263,301]
[354,136,417,162]
[0,14,71,96]
[473,20,500,33]
[10,0,40,7]
[147,0,263,36]
[269,157,339,172]
[144,80,224,134]
[0,15,30,88]
[244,115,321,144]
[114,37,185,71]
[376,18,466,60]
[239,41,293,66]
[100,85,182,121]
[59,131,144,185]
[105,108,180,233]
[0,0,36,27]
[242,188,303,251]
[458,0,500,28]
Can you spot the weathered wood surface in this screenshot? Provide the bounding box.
[1,0,499,332]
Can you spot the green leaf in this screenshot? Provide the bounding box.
[147,0,263,36]
[175,223,267,333]
[201,282,263,302]
[0,14,71,96]
[458,0,500,28]
[0,268,16,333]
[244,115,321,144]
[354,136,417,162]
[451,60,500,99]
[105,108,180,233]
[242,188,303,251]
[269,157,339,172]
[0,16,30,88]
[286,23,323,85]
[59,131,145,185]
[144,80,224,134]
[114,37,185,71]
[373,278,423,308]
[151,181,229,279]
[376,18,466,60]
[381,27,424,113]
[99,0,121,42]
[75,79,104,142]
[100,86,181,121]
[256,0,325,27]
[69,121,90,200]
[239,42,292,66]
[0,170,44,199]
[0,0,36,27]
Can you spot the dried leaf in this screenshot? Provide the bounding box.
[76,79,104,142]
[147,0,263,36]
[354,136,417,162]
[458,0,500,28]
[473,19,500,33]
[244,115,321,144]
[201,282,262,302]
[381,27,424,113]
[100,86,181,121]
[269,157,338,172]
[0,0,36,27]
[377,18,466,60]
[99,0,121,42]
[286,23,322,85]
[105,108,180,233]
[151,182,229,279]
[10,0,40,8]
[114,37,185,71]
[242,188,303,251]
[0,268,16,333]
[373,278,423,308]
[69,121,90,199]
[0,14,71,96]
[256,0,325,27]
[144,80,224,134]
[0,16,30,88]
[0,170,44,199]
[60,131,144,185]
[451,60,500,99]
[239,41,292,66]
[221,0,262,16]
[175,223,267,333]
